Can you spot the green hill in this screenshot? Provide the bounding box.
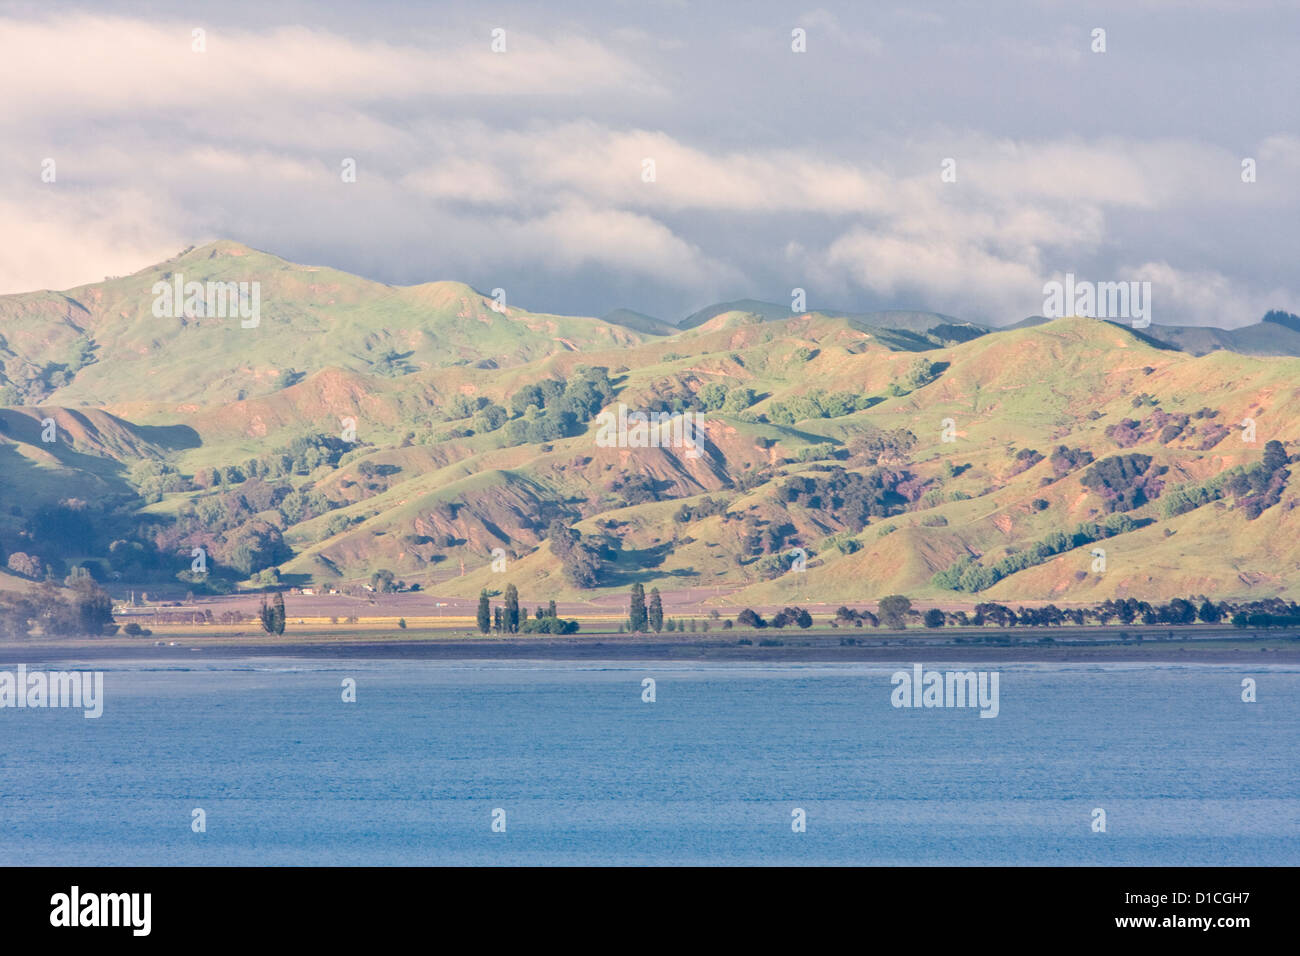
[3,244,1299,607]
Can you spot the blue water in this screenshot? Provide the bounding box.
[1,659,1297,865]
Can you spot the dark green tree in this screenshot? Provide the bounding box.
[878,594,912,629]
[477,591,491,634]
[504,583,519,633]
[271,591,286,634]
[629,583,648,632]
[1263,439,1288,473]
[259,591,286,635]
[648,587,663,633]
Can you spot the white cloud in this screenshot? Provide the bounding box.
[0,9,1295,326]
[0,15,659,122]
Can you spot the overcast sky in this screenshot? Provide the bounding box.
[1,0,1296,326]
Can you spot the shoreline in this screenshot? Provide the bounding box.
[2,631,1297,664]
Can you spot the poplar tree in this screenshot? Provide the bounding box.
[504,584,520,633]
[271,591,286,634]
[648,588,664,633]
[260,592,286,635]
[629,583,648,632]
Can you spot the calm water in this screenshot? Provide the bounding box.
[2,658,1297,865]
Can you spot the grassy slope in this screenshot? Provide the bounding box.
[3,244,1299,603]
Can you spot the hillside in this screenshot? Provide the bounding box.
[0,240,648,408]
[2,243,1299,607]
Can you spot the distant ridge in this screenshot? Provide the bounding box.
[999,311,1300,358]
[600,308,677,336]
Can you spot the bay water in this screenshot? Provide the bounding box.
[2,659,1296,865]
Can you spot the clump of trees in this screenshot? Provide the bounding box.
[685,604,793,629]
[1223,440,1290,519]
[1080,453,1166,512]
[1231,598,1300,628]
[1159,441,1290,522]
[1007,448,1044,477]
[782,467,915,533]
[885,358,942,396]
[846,428,917,465]
[502,366,616,445]
[764,388,876,425]
[693,383,757,417]
[673,496,728,523]
[769,606,813,628]
[522,615,579,634]
[834,606,879,627]
[0,580,116,638]
[1048,445,1094,480]
[478,587,579,635]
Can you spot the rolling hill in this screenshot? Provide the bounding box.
[3,242,1299,609]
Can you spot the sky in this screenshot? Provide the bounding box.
[1,0,1297,327]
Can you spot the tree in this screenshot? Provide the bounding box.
[736,608,766,629]
[504,584,520,634]
[370,569,397,593]
[0,593,33,638]
[6,551,43,580]
[648,588,663,633]
[923,608,945,628]
[549,519,603,588]
[46,579,115,636]
[629,583,648,632]
[903,358,940,391]
[258,592,286,635]
[699,382,729,411]
[1197,599,1223,624]
[547,599,557,619]
[878,595,912,629]
[522,615,580,635]
[1263,439,1288,473]
[477,591,491,634]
